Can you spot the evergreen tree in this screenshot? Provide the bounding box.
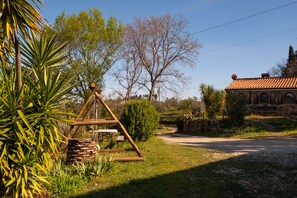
[284,45,297,76]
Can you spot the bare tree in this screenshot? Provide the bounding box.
[125,15,202,102]
[112,46,143,102]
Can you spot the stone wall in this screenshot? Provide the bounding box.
[227,89,297,116]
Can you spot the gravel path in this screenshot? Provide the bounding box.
[158,133,297,153]
[157,133,297,167]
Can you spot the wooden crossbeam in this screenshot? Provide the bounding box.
[70,119,118,126]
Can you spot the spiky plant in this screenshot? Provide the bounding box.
[0,33,74,197]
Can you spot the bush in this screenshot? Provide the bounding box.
[120,100,159,141]
[226,93,247,126]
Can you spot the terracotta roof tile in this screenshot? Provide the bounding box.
[225,76,297,90]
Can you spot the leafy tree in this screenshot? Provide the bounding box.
[48,9,124,102]
[0,0,46,91]
[124,15,201,102]
[199,83,224,120]
[226,92,246,126]
[178,97,203,116]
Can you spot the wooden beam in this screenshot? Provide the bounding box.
[70,119,118,126]
[97,148,126,153]
[112,157,145,162]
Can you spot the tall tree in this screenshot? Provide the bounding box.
[48,9,124,101]
[269,45,297,77]
[284,45,297,76]
[0,0,46,91]
[112,40,143,102]
[125,15,201,102]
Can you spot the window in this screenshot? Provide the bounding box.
[259,93,269,104]
[284,92,294,104]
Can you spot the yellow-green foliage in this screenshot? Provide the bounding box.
[0,34,74,197]
[120,100,159,141]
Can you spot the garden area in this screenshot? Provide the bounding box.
[39,116,297,197]
[48,131,297,197]
[1,1,297,197]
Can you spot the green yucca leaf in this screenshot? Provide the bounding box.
[21,178,26,197]
[23,165,28,182]
[33,163,48,174]
[28,178,42,192]
[17,175,22,188]
[5,178,16,189]
[17,110,33,132]
[17,144,26,160]
[0,143,7,160]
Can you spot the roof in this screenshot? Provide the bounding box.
[225,76,297,90]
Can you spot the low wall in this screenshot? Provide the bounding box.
[177,119,219,134]
[247,104,297,116]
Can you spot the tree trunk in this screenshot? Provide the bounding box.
[148,85,155,103]
[15,38,22,91]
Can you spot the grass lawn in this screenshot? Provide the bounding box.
[71,137,297,198]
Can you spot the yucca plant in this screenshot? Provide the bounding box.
[0,33,74,197]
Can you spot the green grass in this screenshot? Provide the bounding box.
[68,137,297,198]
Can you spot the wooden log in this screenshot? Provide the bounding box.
[97,148,126,153]
[112,157,145,162]
[70,119,118,126]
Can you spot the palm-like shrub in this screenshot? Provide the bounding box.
[120,100,159,141]
[0,34,74,197]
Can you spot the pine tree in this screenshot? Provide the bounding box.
[284,45,297,76]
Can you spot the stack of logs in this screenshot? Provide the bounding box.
[66,138,98,164]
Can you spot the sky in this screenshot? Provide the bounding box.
[42,0,297,99]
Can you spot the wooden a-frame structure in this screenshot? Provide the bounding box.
[63,83,144,161]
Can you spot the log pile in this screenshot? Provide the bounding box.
[66,138,98,164]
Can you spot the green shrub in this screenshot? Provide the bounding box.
[226,93,247,126]
[47,156,112,197]
[121,100,159,141]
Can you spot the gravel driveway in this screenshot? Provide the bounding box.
[158,133,297,153]
[158,133,297,167]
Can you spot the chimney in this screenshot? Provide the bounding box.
[261,73,270,78]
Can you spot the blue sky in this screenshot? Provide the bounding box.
[42,0,297,99]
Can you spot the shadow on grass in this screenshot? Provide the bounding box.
[75,152,297,198]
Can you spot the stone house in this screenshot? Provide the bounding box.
[225,73,297,116]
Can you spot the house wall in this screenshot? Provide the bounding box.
[226,89,297,116]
